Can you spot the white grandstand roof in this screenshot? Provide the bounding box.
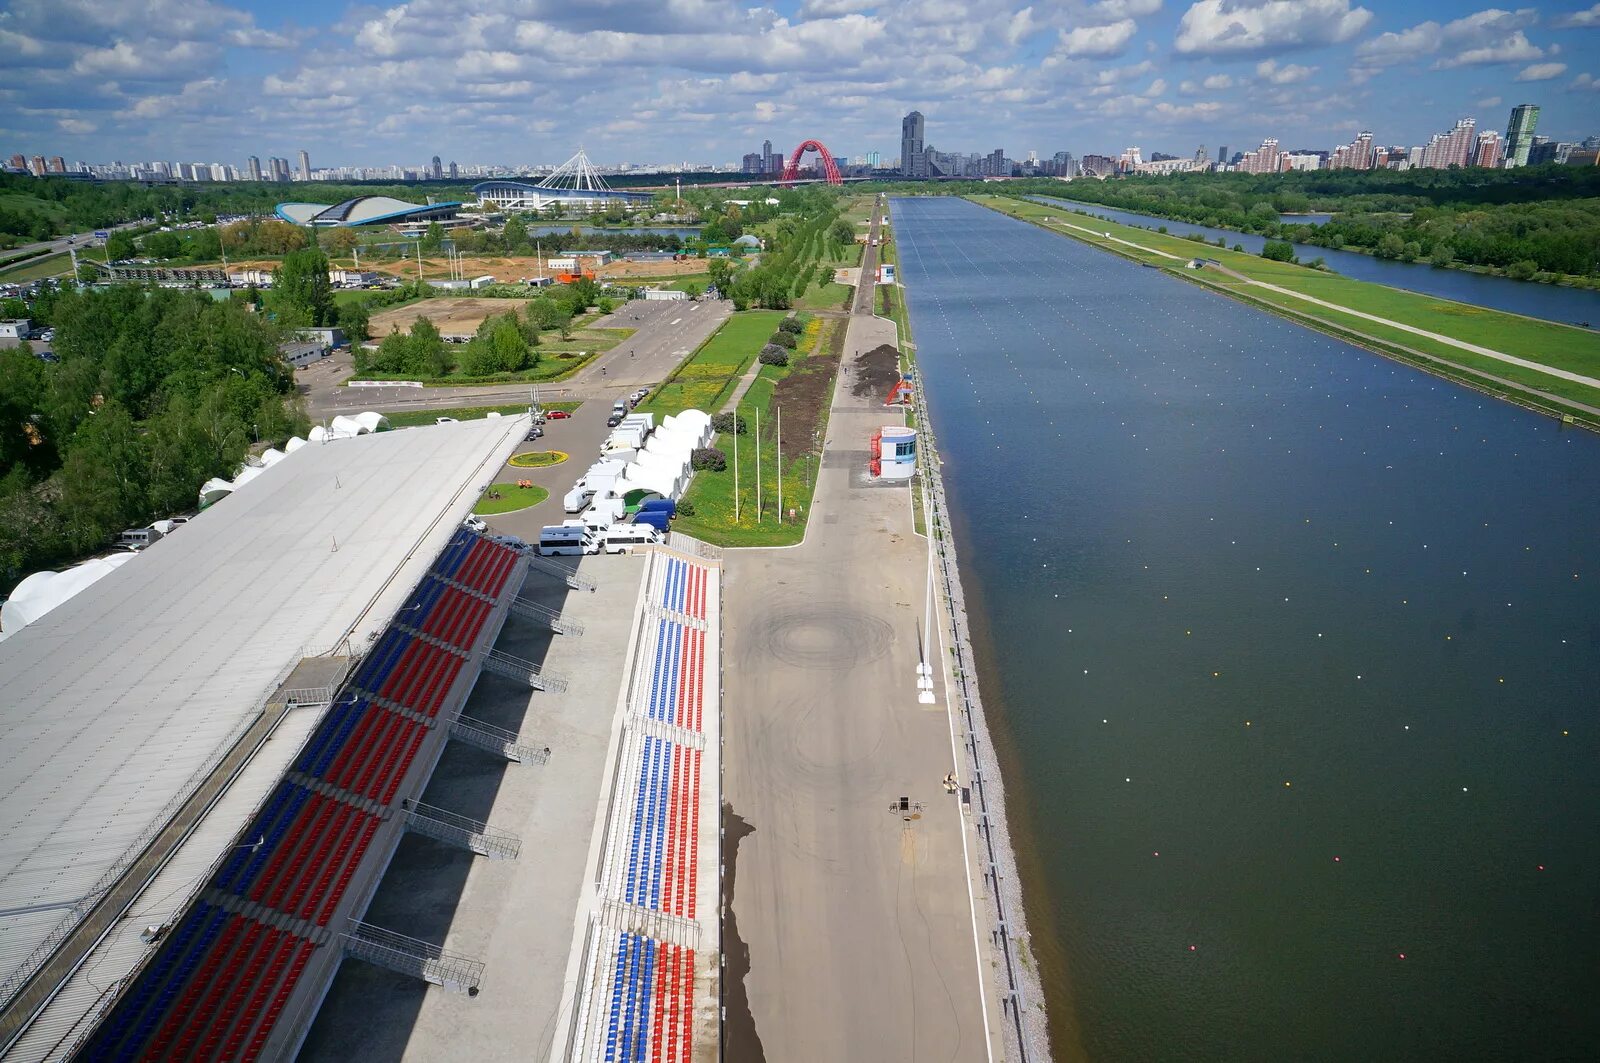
[0,417,525,1028]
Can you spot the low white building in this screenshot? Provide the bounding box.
[642,288,687,301]
[0,319,31,340]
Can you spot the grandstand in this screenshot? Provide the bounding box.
[556,549,722,1062]
[0,418,530,1060]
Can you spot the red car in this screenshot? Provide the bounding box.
[546,409,571,419]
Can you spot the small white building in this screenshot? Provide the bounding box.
[0,319,31,340]
[230,268,274,287]
[329,269,380,286]
[643,288,688,301]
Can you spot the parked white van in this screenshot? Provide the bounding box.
[537,524,599,556]
[601,524,662,554]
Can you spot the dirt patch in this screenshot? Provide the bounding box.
[851,342,901,399]
[721,805,768,1063]
[776,323,845,456]
[368,297,532,338]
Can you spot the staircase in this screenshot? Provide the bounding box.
[509,596,584,636]
[482,648,569,693]
[450,714,551,765]
[403,801,521,860]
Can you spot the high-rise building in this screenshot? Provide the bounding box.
[1505,104,1539,168]
[1237,137,1282,174]
[1329,130,1376,170]
[741,152,763,174]
[247,155,263,181]
[430,155,442,179]
[901,111,925,177]
[297,149,310,180]
[1217,145,1228,164]
[1419,117,1475,169]
[28,155,46,176]
[210,162,228,181]
[449,161,458,178]
[761,139,776,174]
[6,154,24,172]
[47,156,66,173]
[1473,130,1504,169]
[866,150,881,168]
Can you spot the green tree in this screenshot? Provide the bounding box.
[58,400,146,551]
[336,299,371,342]
[104,231,135,261]
[141,231,183,259]
[503,214,528,250]
[420,222,445,253]
[1260,240,1296,262]
[273,245,334,327]
[706,258,734,294]
[323,228,360,257]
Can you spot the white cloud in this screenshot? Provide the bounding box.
[1089,0,1163,20]
[1056,18,1137,56]
[1570,71,1600,89]
[1143,77,1167,95]
[1174,0,1372,56]
[1358,8,1545,70]
[1477,95,1502,106]
[1553,3,1600,28]
[1255,58,1315,83]
[58,118,98,134]
[1515,61,1566,80]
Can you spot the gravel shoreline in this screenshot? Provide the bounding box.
[911,367,1053,1063]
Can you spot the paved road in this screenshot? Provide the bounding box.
[300,299,730,420]
[2,218,148,266]
[721,201,995,1062]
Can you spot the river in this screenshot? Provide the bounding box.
[1029,196,1600,328]
[894,196,1600,1062]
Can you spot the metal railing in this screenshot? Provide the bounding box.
[341,921,484,995]
[523,552,597,592]
[482,648,569,694]
[509,596,584,636]
[449,714,550,765]
[404,801,521,860]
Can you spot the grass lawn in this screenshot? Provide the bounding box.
[639,309,788,416]
[474,483,548,515]
[349,324,630,387]
[0,251,73,281]
[976,194,1600,407]
[383,401,579,427]
[672,317,842,547]
[508,450,568,468]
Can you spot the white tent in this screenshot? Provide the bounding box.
[0,554,137,636]
[283,436,308,453]
[258,448,287,468]
[199,476,234,507]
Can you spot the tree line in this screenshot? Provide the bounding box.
[0,286,305,594]
[1004,167,1600,281]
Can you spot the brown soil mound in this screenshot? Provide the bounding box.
[851,342,901,399]
[774,330,844,456]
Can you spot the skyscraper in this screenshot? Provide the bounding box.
[1329,131,1375,170]
[247,156,262,181]
[431,155,442,179]
[1473,130,1504,169]
[1505,104,1539,168]
[901,111,925,177]
[1217,145,1228,164]
[762,139,775,174]
[448,161,458,178]
[1419,117,1475,170]
[297,149,310,180]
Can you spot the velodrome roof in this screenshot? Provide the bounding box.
[0,417,524,1032]
[275,195,463,227]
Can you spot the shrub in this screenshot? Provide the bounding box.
[1260,240,1296,263]
[711,411,747,435]
[1506,259,1538,281]
[769,331,797,349]
[778,317,804,334]
[759,344,789,366]
[676,499,696,517]
[691,447,726,472]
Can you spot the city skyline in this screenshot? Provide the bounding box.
[2,1,1599,164]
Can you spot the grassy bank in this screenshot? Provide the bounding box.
[976,194,1600,412]
[0,251,72,281]
[671,316,844,547]
[383,401,579,427]
[639,310,787,416]
[474,483,548,515]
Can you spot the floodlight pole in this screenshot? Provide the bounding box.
[733,408,740,522]
[776,404,783,522]
[755,405,762,523]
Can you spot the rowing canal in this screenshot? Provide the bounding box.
[1028,195,1600,328]
[893,196,1600,1061]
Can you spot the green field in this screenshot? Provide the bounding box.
[474,482,548,515]
[671,317,839,547]
[978,194,1600,410]
[638,310,787,416]
[383,401,579,428]
[0,251,73,281]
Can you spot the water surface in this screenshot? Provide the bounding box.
[896,195,1600,1062]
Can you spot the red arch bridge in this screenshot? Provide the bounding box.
[779,140,843,185]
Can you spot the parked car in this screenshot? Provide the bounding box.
[463,515,487,532]
[606,413,624,428]
[436,416,459,424]
[547,409,571,419]
[525,427,543,441]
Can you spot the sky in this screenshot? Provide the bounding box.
[1,0,1598,167]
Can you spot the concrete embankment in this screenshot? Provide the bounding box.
[906,337,1053,1063]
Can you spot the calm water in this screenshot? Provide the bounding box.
[895,196,1600,1062]
[1029,196,1600,327]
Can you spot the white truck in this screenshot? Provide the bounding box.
[600,523,662,554]
[601,425,646,454]
[562,461,625,512]
[537,524,599,556]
